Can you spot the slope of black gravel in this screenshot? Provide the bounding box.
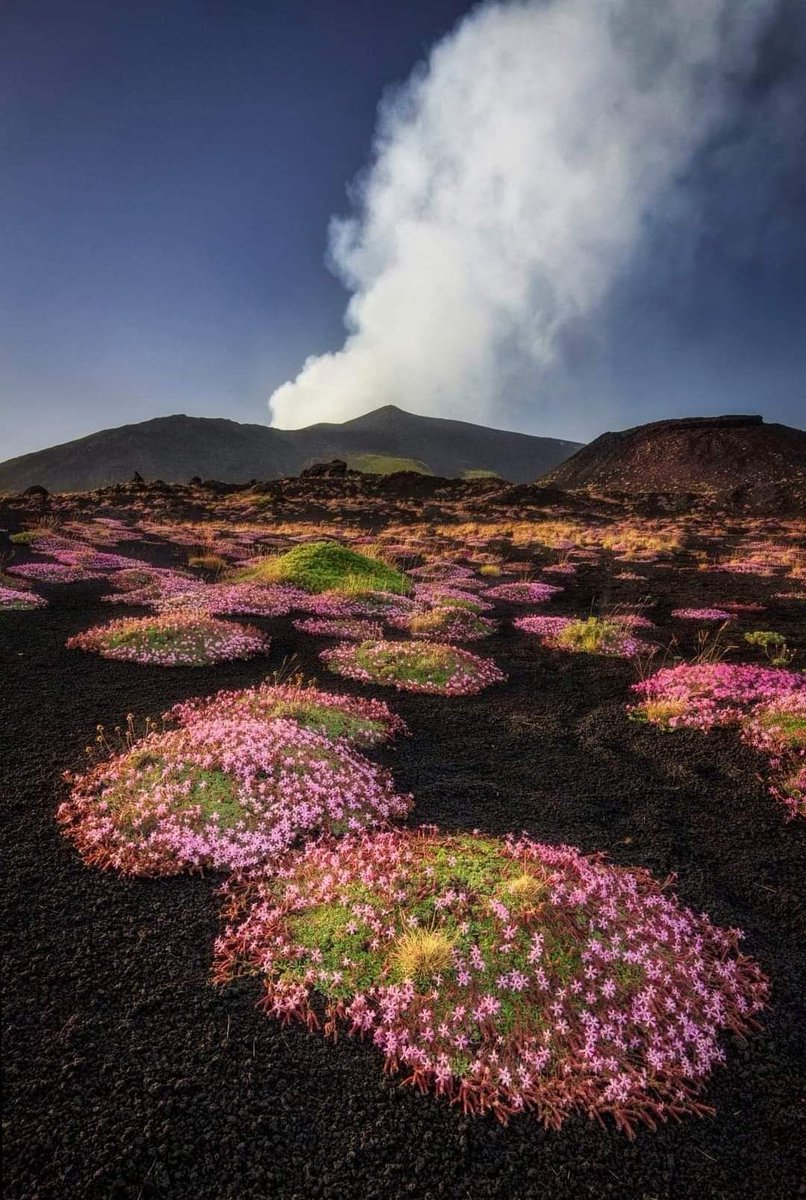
[2,557,805,1200]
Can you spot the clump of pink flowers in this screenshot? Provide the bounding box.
[543,563,577,576]
[322,639,506,695]
[0,585,48,610]
[293,617,385,641]
[413,584,495,611]
[630,663,803,732]
[514,615,574,639]
[9,561,103,584]
[159,582,298,618]
[514,615,647,658]
[66,611,270,666]
[671,608,734,622]
[59,716,412,876]
[484,581,564,604]
[49,546,142,572]
[388,606,497,643]
[215,827,768,1134]
[103,567,206,607]
[630,664,805,818]
[292,592,363,618]
[409,563,475,582]
[351,591,418,618]
[169,679,407,747]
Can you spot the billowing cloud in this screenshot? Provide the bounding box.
[269,0,777,434]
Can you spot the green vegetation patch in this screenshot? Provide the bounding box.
[346,454,434,476]
[236,540,410,595]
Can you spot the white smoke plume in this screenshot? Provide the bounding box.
[268,0,773,433]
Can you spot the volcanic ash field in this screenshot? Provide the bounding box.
[2,491,805,1200]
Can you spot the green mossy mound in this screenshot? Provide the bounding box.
[238,541,410,595]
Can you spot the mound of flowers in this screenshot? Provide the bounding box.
[743,694,805,817]
[8,561,103,584]
[292,591,363,618]
[66,611,270,666]
[389,606,497,643]
[59,716,412,875]
[215,827,768,1133]
[102,567,206,607]
[630,664,805,818]
[409,563,475,582]
[236,540,410,595]
[412,584,495,612]
[350,590,418,618]
[321,639,506,695]
[49,546,141,572]
[170,680,407,746]
[293,617,384,641]
[515,615,646,657]
[485,581,563,604]
[159,582,298,618]
[671,608,733,622]
[0,585,48,611]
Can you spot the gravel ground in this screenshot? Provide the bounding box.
[2,550,805,1199]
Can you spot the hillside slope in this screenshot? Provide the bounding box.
[292,405,580,482]
[541,415,806,496]
[0,406,581,492]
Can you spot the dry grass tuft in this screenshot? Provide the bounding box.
[391,929,454,980]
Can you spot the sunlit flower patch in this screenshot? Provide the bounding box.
[292,591,363,618]
[744,693,805,818]
[629,664,804,733]
[630,664,805,818]
[0,585,48,611]
[103,567,205,607]
[66,611,270,666]
[413,584,495,611]
[409,563,475,581]
[59,716,412,876]
[8,561,103,584]
[322,639,506,695]
[704,560,778,577]
[671,608,733,622]
[613,613,655,630]
[159,582,298,618]
[543,563,577,576]
[49,547,142,572]
[215,827,768,1134]
[515,615,645,657]
[351,591,418,618]
[170,680,407,746]
[388,606,497,643]
[484,581,564,604]
[294,617,385,641]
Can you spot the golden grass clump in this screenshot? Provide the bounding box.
[502,872,546,905]
[188,552,228,572]
[392,929,455,980]
[641,699,688,726]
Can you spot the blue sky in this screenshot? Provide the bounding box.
[2,0,804,459]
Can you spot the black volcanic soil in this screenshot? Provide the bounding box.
[2,547,805,1199]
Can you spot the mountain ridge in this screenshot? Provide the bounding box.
[0,407,581,492]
